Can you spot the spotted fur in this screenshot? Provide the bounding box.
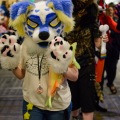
[46,36,73,73]
[0,30,23,69]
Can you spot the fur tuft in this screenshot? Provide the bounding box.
[0,54,20,69]
[47,0,75,33]
[9,2,34,36]
[23,36,46,55]
[55,10,75,33]
[9,14,26,36]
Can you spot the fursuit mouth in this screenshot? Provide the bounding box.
[37,42,49,48]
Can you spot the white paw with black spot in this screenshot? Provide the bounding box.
[46,36,73,73]
[0,30,23,57]
[0,30,24,69]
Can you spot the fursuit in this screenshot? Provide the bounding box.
[0,30,23,69]
[0,0,75,70]
[0,0,79,108]
[9,0,74,55]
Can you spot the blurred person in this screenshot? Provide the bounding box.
[0,1,9,29]
[102,3,120,94]
[116,3,120,30]
[67,0,108,120]
[0,5,7,35]
[94,0,109,112]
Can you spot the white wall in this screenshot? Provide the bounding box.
[105,0,119,4]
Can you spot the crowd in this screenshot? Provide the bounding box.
[0,0,120,120]
[0,1,9,35]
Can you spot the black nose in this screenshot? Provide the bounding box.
[39,31,50,40]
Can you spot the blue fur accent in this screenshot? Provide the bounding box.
[10,1,34,20]
[45,8,50,11]
[28,31,33,36]
[35,10,40,13]
[0,5,9,17]
[56,29,60,34]
[26,12,62,36]
[46,0,73,17]
[26,24,34,31]
[27,13,57,31]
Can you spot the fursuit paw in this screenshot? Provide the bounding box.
[46,36,73,73]
[0,30,23,69]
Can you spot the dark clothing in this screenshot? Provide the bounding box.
[67,27,95,67]
[72,0,93,14]
[117,19,120,31]
[68,63,96,112]
[105,58,118,86]
[101,17,120,89]
[67,2,99,113]
[104,30,120,86]
[67,3,99,67]
[107,30,120,60]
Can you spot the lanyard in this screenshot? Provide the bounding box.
[36,54,44,94]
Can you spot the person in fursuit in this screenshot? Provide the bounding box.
[0,0,79,120]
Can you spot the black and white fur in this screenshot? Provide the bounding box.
[46,36,73,73]
[0,30,23,69]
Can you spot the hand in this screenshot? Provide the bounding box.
[64,65,78,81]
[100,34,109,43]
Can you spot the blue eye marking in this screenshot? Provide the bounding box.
[56,29,61,34]
[35,10,40,13]
[45,8,50,11]
[27,13,58,31]
[28,31,33,36]
[26,12,62,34]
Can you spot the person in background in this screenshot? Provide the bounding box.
[116,3,120,30]
[94,0,108,113]
[0,1,10,36]
[0,1,9,29]
[101,3,120,94]
[67,0,108,120]
[8,0,79,120]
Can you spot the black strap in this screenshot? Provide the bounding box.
[37,54,44,80]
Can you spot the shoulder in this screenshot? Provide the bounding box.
[86,3,99,17]
[87,3,98,12]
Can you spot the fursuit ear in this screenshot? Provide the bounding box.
[9,1,34,36]
[47,0,75,33]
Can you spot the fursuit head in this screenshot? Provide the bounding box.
[9,0,74,55]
